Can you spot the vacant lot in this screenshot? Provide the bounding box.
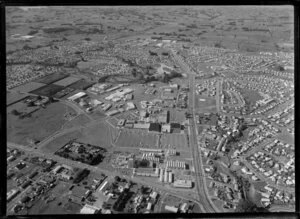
[62,114,91,129]
[7,101,40,115]
[78,121,119,148]
[40,130,84,153]
[161,133,188,150]
[53,76,82,87]
[7,92,28,106]
[7,102,70,145]
[116,129,158,148]
[169,109,186,123]
[68,79,95,90]
[12,81,46,93]
[239,88,262,105]
[34,73,69,84]
[276,133,294,145]
[195,95,216,109]
[31,84,65,97]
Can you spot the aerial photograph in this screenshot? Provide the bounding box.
[6,6,294,215]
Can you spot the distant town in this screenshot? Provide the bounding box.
[6,6,294,215]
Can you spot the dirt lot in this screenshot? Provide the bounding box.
[7,102,72,145]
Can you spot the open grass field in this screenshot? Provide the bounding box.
[276,133,294,146]
[34,73,69,84]
[7,102,71,145]
[30,84,65,97]
[115,129,158,148]
[11,81,46,93]
[239,88,263,105]
[162,194,182,208]
[160,133,188,150]
[195,95,216,110]
[78,121,119,148]
[62,114,91,129]
[169,109,186,123]
[6,92,28,106]
[7,100,40,114]
[53,76,82,87]
[40,130,84,153]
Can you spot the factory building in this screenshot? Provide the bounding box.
[165,205,179,213]
[173,180,192,188]
[166,160,186,169]
[67,92,87,102]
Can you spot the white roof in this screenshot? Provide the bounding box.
[68,92,86,101]
[80,204,100,214]
[165,205,178,212]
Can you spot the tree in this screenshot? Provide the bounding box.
[131,68,137,77]
[114,176,120,182]
[11,109,21,116]
[235,199,269,212]
[278,66,285,71]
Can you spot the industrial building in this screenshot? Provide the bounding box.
[173,180,192,188]
[105,88,133,101]
[166,160,186,169]
[165,205,179,213]
[67,92,87,102]
[106,109,120,116]
[80,204,100,214]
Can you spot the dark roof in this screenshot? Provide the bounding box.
[170,123,181,129]
[149,123,161,132]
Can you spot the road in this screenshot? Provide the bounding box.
[7,142,205,212]
[170,49,219,213]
